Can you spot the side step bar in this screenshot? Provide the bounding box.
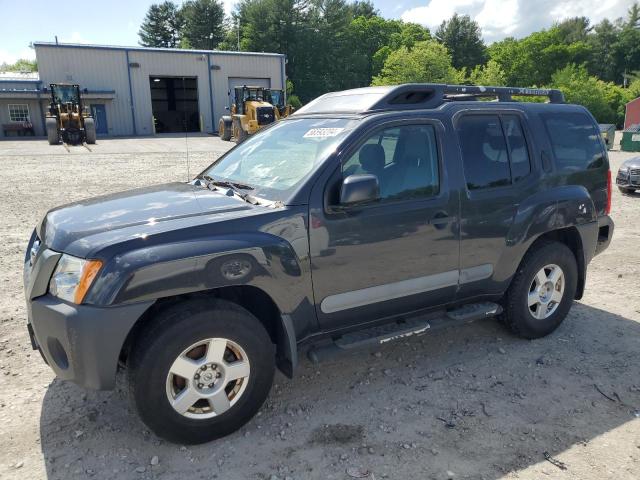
[307,302,502,363]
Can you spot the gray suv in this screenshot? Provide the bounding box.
[24,84,614,444]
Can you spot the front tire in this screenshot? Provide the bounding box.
[500,241,577,339]
[84,117,97,144]
[46,117,59,145]
[128,298,275,444]
[219,117,232,141]
[618,186,635,194]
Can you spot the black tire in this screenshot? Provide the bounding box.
[127,298,275,444]
[84,118,97,144]
[618,186,635,194]
[233,117,248,143]
[219,117,232,141]
[500,241,578,339]
[46,117,59,145]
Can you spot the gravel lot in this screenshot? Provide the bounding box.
[0,135,639,480]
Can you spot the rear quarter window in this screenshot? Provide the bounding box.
[541,112,605,172]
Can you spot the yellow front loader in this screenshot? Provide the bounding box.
[45,83,96,146]
[218,86,293,143]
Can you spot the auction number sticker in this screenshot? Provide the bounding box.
[303,128,344,138]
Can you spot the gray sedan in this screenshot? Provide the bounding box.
[616,157,640,193]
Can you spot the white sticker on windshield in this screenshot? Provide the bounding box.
[303,128,344,138]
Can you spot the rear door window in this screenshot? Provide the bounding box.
[542,112,604,171]
[458,115,511,190]
[502,115,531,182]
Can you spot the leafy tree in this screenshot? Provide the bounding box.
[372,40,461,85]
[0,58,37,72]
[181,0,226,49]
[489,27,590,86]
[555,17,591,44]
[139,1,183,48]
[435,14,486,70]
[628,2,640,28]
[467,59,506,86]
[587,19,621,82]
[549,64,631,126]
[348,0,377,18]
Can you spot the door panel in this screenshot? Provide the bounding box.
[309,121,460,331]
[90,104,108,135]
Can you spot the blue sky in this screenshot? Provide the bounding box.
[0,0,633,65]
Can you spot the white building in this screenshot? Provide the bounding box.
[0,42,286,138]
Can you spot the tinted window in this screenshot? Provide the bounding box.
[458,115,511,190]
[542,113,603,171]
[343,124,439,201]
[502,115,531,182]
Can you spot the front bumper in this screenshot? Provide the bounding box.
[616,171,640,188]
[27,295,152,389]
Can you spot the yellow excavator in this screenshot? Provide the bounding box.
[218,86,293,143]
[45,83,96,146]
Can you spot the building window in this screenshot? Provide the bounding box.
[8,104,30,122]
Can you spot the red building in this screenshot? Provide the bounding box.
[625,97,640,129]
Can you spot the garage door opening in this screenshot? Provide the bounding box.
[150,76,200,133]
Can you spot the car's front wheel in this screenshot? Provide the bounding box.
[128,298,275,444]
[500,241,577,339]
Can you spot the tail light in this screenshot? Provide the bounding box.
[605,169,612,215]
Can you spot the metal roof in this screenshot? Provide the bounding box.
[293,84,565,115]
[33,42,285,58]
[0,71,40,82]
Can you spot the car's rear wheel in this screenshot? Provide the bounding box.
[128,298,275,444]
[500,241,577,339]
[618,186,635,194]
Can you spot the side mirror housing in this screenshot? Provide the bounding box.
[340,174,379,205]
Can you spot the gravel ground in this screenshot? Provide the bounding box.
[0,136,639,480]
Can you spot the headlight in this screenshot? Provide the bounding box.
[49,254,102,304]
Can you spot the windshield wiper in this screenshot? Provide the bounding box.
[198,174,254,191]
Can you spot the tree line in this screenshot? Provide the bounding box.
[137,1,640,126]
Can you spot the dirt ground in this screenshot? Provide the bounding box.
[0,135,638,480]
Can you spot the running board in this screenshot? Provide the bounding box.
[307,302,502,363]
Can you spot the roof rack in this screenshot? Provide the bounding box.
[293,83,565,115]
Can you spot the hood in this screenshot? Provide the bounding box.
[620,157,640,170]
[38,182,256,257]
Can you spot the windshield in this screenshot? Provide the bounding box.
[202,118,356,202]
[52,85,79,104]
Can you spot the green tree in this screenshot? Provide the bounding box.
[138,1,183,48]
[435,14,486,70]
[549,64,631,126]
[555,17,591,44]
[489,27,590,86]
[372,40,460,85]
[587,19,621,82]
[627,2,640,28]
[0,58,37,72]
[467,59,506,86]
[181,0,226,49]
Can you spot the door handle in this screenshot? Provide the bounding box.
[429,212,454,229]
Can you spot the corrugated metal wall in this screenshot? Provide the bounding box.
[35,44,285,137]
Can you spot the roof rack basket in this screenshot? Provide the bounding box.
[370,84,565,111]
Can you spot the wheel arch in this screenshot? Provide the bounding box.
[119,285,297,378]
[526,226,587,299]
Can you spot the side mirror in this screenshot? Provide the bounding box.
[340,174,379,205]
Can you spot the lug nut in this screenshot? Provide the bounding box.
[201,366,207,371]
[216,372,221,378]
[198,383,203,388]
[194,374,200,379]
[208,383,214,388]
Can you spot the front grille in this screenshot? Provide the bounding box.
[630,168,640,176]
[256,107,275,126]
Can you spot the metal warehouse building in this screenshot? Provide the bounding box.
[0,42,286,138]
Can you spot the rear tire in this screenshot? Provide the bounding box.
[618,186,635,194]
[84,118,97,144]
[500,241,577,339]
[219,117,232,141]
[46,117,59,145]
[127,298,275,444]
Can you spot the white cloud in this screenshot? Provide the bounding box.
[222,0,238,15]
[0,47,35,65]
[400,0,631,43]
